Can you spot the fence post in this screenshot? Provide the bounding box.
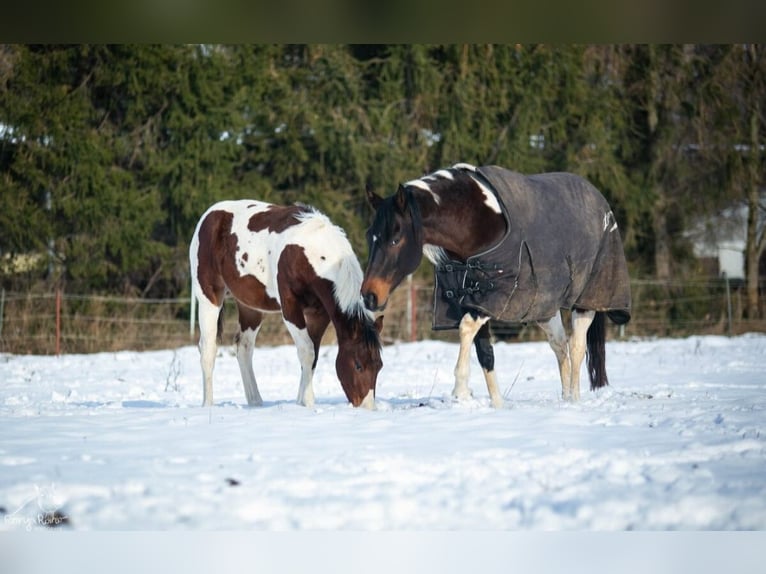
[0,288,5,337]
[55,287,62,356]
[723,272,732,337]
[406,274,417,342]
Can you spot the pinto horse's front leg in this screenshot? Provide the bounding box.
[284,321,316,408]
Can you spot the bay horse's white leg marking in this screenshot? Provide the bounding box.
[197,297,221,407]
[284,321,316,408]
[236,326,263,406]
[569,309,596,402]
[483,368,503,409]
[539,311,573,401]
[452,313,490,402]
[539,309,596,401]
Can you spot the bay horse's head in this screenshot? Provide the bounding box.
[362,185,424,311]
[335,313,384,408]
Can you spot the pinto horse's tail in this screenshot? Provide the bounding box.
[586,311,608,390]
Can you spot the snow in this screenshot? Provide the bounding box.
[1,334,765,531]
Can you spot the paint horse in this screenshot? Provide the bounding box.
[362,163,631,406]
[191,200,383,409]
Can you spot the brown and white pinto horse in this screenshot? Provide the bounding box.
[362,163,630,407]
[191,200,383,409]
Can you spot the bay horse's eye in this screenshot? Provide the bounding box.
[354,360,363,372]
[390,238,399,246]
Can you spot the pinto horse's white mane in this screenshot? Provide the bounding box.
[293,209,373,321]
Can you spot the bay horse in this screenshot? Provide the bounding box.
[362,163,631,406]
[190,200,383,409]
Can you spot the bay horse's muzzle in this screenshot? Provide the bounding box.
[361,276,391,312]
[362,291,382,311]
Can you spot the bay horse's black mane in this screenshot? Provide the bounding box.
[417,167,485,194]
[370,166,491,242]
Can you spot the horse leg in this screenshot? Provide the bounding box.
[452,312,490,402]
[304,307,330,355]
[197,295,222,407]
[474,321,503,408]
[569,309,596,400]
[284,321,316,407]
[538,311,574,401]
[278,285,317,407]
[235,303,264,407]
[304,306,330,401]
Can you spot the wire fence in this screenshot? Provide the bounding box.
[381,275,764,343]
[0,276,764,355]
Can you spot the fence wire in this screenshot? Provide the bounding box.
[0,277,763,355]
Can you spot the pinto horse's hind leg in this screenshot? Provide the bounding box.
[452,312,490,403]
[197,295,223,407]
[235,304,264,407]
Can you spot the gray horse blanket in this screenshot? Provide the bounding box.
[432,166,632,329]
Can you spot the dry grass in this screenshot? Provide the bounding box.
[0,291,321,355]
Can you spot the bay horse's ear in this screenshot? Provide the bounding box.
[366,185,384,210]
[374,315,384,333]
[394,184,408,213]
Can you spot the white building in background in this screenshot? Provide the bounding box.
[687,195,766,282]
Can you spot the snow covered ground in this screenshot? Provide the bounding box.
[1,333,765,531]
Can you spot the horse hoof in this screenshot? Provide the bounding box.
[451,389,473,402]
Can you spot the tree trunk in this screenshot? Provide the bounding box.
[652,193,672,280]
[646,45,672,281]
[744,91,763,319]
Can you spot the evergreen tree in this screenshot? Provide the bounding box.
[1,43,761,320]
[694,44,765,318]
[617,44,701,279]
[0,45,167,292]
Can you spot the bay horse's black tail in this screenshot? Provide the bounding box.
[586,311,608,390]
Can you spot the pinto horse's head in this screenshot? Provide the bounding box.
[335,314,384,408]
[362,185,425,311]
